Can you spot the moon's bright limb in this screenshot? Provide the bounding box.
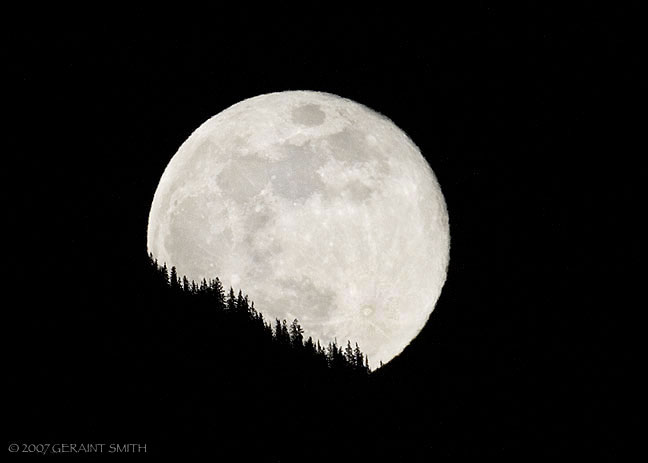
[147,91,450,366]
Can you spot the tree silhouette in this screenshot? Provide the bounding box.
[304,336,316,356]
[146,254,371,377]
[236,290,246,314]
[275,319,289,346]
[290,319,304,349]
[344,340,354,367]
[354,343,363,371]
[170,266,181,291]
[209,277,225,310]
[227,287,237,312]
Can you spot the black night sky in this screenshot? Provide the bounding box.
[6,6,635,459]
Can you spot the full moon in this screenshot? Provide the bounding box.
[147,91,450,366]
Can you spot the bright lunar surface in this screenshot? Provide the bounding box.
[147,91,450,367]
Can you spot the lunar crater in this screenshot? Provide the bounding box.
[291,103,326,127]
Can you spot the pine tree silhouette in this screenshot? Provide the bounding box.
[304,336,315,356]
[344,340,354,368]
[147,254,371,376]
[227,287,237,312]
[236,290,245,313]
[289,319,304,349]
[354,343,363,372]
[170,266,181,291]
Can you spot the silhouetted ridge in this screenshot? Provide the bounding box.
[147,253,371,375]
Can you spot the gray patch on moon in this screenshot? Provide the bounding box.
[267,143,327,201]
[165,195,228,278]
[291,104,326,126]
[318,127,392,205]
[216,164,260,203]
[217,158,271,203]
[244,211,283,265]
[215,144,328,205]
[195,138,216,158]
[244,210,273,231]
[326,127,383,164]
[344,180,374,202]
[273,277,337,327]
[191,139,220,173]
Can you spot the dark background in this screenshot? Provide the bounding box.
[6,5,636,459]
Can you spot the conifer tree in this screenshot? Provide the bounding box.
[170,266,181,291]
[354,343,363,371]
[304,336,315,355]
[327,341,341,368]
[344,340,354,367]
[227,287,237,311]
[306,336,315,350]
[209,278,225,310]
[249,300,258,320]
[281,320,289,345]
[275,319,284,344]
[236,290,246,313]
[289,319,304,348]
[264,321,273,339]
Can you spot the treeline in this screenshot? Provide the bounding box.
[148,254,371,375]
